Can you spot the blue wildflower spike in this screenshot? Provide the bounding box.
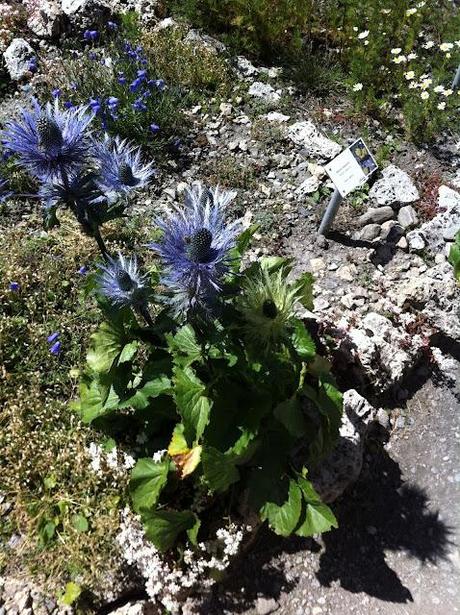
[150,183,240,319]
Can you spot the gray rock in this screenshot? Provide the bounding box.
[237,56,259,77]
[248,81,281,104]
[311,390,375,503]
[358,206,394,226]
[381,221,404,243]
[3,39,35,81]
[256,597,279,615]
[360,223,381,241]
[376,408,390,429]
[25,0,64,38]
[407,230,426,251]
[412,186,460,256]
[287,121,341,161]
[398,205,419,229]
[369,165,419,207]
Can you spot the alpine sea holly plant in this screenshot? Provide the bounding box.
[0,99,154,258]
[75,182,342,562]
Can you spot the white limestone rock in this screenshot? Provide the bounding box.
[311,390,375,503]
[411,186,460,257]
[287,120,341,161]
[369,165,419,207]
[3,39,35,81]
[25,0,63,38]
[248,81,281,104]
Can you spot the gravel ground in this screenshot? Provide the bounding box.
[193,378,460,615]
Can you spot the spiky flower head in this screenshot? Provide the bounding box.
[97,253,151,311]
[1,99,93,179]
[238,264,302,352]
[94,135,155,195]
[150,183,240,319]
[0,177,12,203]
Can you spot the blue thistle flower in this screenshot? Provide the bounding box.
[97,253,151,311]
[150,184,240,318]
[94,136,155,195]
[1,99,93,179]
[0,177,13,203]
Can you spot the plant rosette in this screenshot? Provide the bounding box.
[74,183,341,609]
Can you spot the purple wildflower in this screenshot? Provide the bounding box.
[149,184,240,318]
[1,98,93,179]
[52,88,61,99]
[78,265,88,275]
[50,341,61,355]
[129,78,143,93]
[107,21,118,31]
[9,281,20,292]
[107,96,119,109]
[132,99,147,112]
[47,331,60,343]
[84,30,98,41]
[149,123,160,135]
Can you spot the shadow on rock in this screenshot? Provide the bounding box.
[197,444,453,614]
[316,446,453,603]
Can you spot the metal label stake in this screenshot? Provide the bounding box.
[452,64,460,90]
[318,188,343,236]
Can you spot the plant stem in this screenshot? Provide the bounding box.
[93,227,110,261]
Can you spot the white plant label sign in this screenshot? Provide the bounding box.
[324,138,378,197]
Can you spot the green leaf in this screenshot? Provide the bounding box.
[60,582,81,606]
[186,516,201,545]
[174,366,211,445]
[201,446,240,493]
[296,476,338,536]
[142,509,196,552]
[118,375,171,410]
[168,423,188,456]
[260,255,292,274]
[130,458,169,513]
[292,272,314,310]
[260,479,302,537]
[166,325,201,366]
[87,320,127,374]
[118,341,138,364]
[291,320,316,361]
[72,514,89,533]
[44,474,57,490]
[75,377,120,424]
[448,231,460,282]
[274,396,307,437]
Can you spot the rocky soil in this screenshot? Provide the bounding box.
[1,4,459,615]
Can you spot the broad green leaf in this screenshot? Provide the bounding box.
[130,458,169,513]
[72,514,89,533]
[201,446,239,493]
[274,396,307,437]
[292,272,314,310]
[118,375,171,410]
[174,366,211,445]
[260,255,293,274]
[296,476,338,536]
[166,325,201,366]
[60,582,81,606]
[291,319,316,361]
[186,516,201,546]
[75,378,120,424]
[87,321,126,373]
[168,423,188,456]
[142,509,196,552]
[260,479,302,537]
[229,224,259,271]
[118,341,138,364]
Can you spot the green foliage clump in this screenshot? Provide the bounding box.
[76,229,342,557]
[448,230,460,283]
